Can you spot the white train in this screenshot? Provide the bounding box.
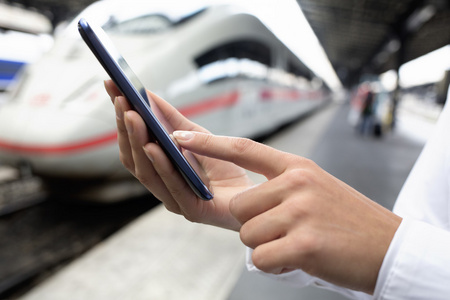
[0,1,328,200]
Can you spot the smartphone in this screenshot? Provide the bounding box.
[78,18,213,200]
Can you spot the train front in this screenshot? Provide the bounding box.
[0,1,203,181]
[0,30,124,179]
[0,2,220,201]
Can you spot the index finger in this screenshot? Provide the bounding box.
[173,131,295,179]
[147,90,210,134]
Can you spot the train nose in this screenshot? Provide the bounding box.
[0,103,120,177]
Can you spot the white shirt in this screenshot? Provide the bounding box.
[247,87,450,299]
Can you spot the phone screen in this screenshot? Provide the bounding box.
[78,18,213,200]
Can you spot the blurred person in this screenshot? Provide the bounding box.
[358,86,375,136]
[105,80,450,299]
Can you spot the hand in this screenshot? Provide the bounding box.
[104,80,252,231]
[171,130,402,294]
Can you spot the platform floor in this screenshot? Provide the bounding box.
[20,101,433,300]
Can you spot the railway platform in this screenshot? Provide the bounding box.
[17,99,435,300]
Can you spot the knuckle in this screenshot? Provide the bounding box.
[284,168,309,187]
[157,161,177,182]
[119,153,135,173]
[229,188,254,225]
[117,123,128,136]
[166,183,185,201]
[239,224,254,248]
[251,249,273,273]
[134,167,145,180]
[202,133,216,149]
[289,156,318,171]
[299,157,316,167]
[283,199,308,219]
[301,235,320,255]
[295,233,322,266]
[283,162,319,188]
[251,249,264,269]
[135,169,151,185]
[230,137,255,155]
[183,210,201,223]
[133,163,157,189]
[163,203,181,215]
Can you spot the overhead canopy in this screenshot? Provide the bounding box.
[296,0,450,87]
[5,0,450,88]
[3,0,95,28]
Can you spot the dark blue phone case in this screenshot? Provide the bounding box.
[78,18,213,200]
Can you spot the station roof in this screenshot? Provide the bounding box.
[296,0,450,87]
[6,0,450,87]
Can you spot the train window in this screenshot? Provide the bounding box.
[197,58,268,83]
[195,40,271,68]
[104,15,173,34]
[174,8,207,26]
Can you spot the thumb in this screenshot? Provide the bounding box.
[173,131,292,179]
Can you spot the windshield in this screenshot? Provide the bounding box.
[103,15,172,34]
[64,1,207,38]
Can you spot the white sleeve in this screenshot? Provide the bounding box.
[373,87,450,299]
[392,91,450,228]
[373,217,450,299]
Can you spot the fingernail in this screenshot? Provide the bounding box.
[124,111,133,134]
[115,97,124,121]
[173,131,194,141]
[143,145,154,163]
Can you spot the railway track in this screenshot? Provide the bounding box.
[0,167,47,217]
[0,166,159,298]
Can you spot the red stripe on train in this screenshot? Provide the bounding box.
[0,131,118,155]
[0,91,240,155]
[260,89,322,101]
[178,90,239,118]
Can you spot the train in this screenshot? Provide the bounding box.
[0,1,329,201]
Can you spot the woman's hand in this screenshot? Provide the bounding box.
[171,130,402,294]
[104,80,252,231]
